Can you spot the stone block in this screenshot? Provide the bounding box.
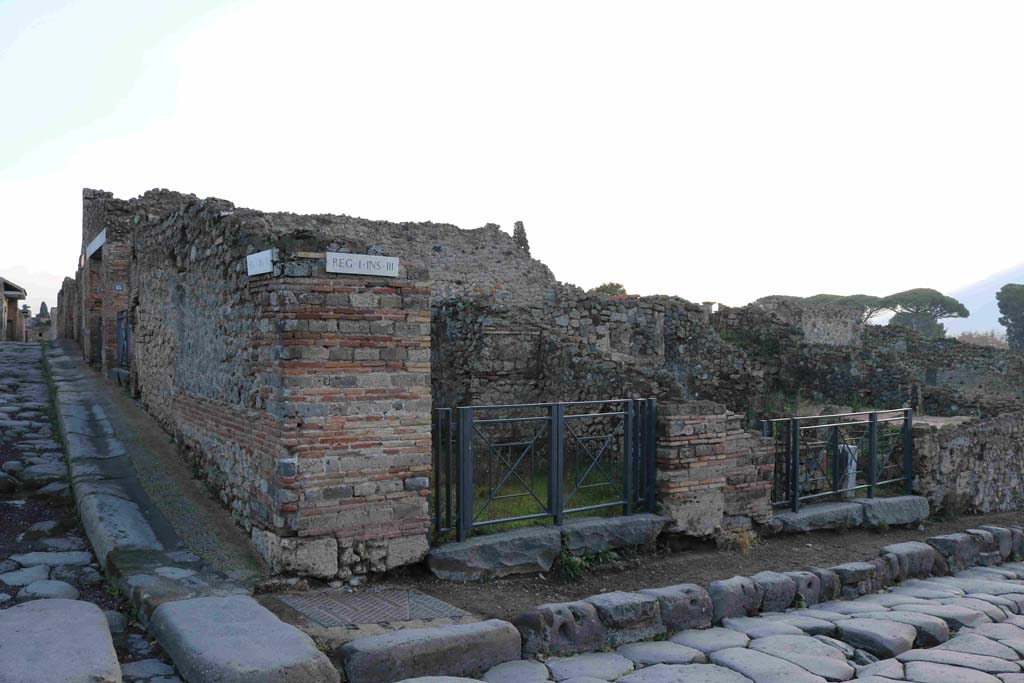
[1009,528,1024,558]
[150,596,337,683]
[638,584,713,631]
[929,533,983,572]
[977,527,1013,559]
[560,514,668,556]
[805,567,841,602]
[881,542,936,579]
[773,502,863,533]
[340,619,520,683]
[513,600,606,656]
[76,493,163,570]
[784,571,821,606]
[585,591,665,645]
[251,530,339,579]
[709,576,764,624]
[831,560,875,594]
[877,554,901,586]
[855,496,929,528]
[0,598,120,683]
[966,529,1000,555]
[751,571,796,612]
[427,527,561,582]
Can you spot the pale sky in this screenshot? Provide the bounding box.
[2,1,1022,317]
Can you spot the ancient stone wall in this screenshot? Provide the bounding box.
[431,291,761,411]
[56,277,77,341]
[753,299,864,346]
[913,411,1024,514]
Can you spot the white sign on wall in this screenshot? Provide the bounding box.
[246,249,274,276]
[325,252,399,278]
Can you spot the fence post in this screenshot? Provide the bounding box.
[790,419,801,512]
[550,403,565,525]
[623,401,635,516]
[829,425,840,494]
[903,408,914,495]
[456,407,474,541]
[867,412,878,498]
[646,398,658,513]
[432,409,441,533]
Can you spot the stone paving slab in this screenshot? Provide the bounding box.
[481,659,551,683]
[836,618,916,658]
[340,618,520,683]
[896,649,1021,673]
[671,627,751,654]
[710,646,828,683]
[616,641,707,665]
[937,634,1019,660]
[546,653,635,681]
[618,664,754,683]
[0,599,121,683]
[150,595,339,683]
[748,635,855,681]
[904,661,1002,683]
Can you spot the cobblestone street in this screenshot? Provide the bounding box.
[0,342,182,683]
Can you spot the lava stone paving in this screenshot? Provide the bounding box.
[0,342,183,683]
[398,553,1024,683]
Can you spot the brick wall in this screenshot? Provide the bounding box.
[655,401,773,540]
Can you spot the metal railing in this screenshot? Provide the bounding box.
[433,398,657,541]
[761,409,914,512]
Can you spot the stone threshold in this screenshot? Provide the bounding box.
[45,344,340,683]
[772,496,931,534]
[427,514,670,582]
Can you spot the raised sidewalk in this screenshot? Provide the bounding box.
[46,342,338,683]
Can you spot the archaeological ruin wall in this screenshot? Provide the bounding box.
[913,410,1024,516]
[60,188,567,577]
[58,185,1024,566]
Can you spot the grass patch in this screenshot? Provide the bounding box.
[432,466,629,541]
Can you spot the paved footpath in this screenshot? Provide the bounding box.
[1,342,338,683]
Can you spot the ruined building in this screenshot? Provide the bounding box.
[58,188,1024,578]
[2,276,28,342]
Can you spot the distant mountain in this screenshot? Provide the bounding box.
[945,263,1024,335]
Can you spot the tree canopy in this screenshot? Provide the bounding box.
[881,288,969,320]
[997,283,1024,351]
[882,288,969,339]
[806,293,887,323]
[590,282,627,296]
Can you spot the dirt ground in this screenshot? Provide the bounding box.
[378,510,1024,622]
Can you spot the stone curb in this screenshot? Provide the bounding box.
[511,522,1024,657]
[44,346,339,683]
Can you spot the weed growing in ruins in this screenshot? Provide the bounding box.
[719,529,756,554]
[557,545,617,581]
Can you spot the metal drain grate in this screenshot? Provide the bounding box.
[278,589,470,628]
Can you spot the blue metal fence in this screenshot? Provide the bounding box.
[433,398,657,541]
